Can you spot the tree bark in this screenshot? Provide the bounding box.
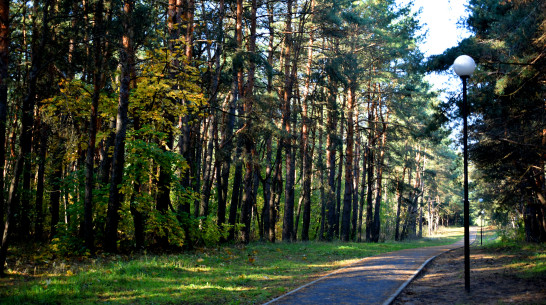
[300,0,315,242]
[365,96,376,242]
[318,103,327,240]
[227,5,246,240]
[326,78,338,240]
[395,142,409,241]
[227,142,243,241]
[199,117,215,218]
[49,136,63,239]
[268,143,283,242]
[1,0,52,275]
[34,118,48,241]
[335,142,343,238]
[261,0,275,242]
[352,117,360,241]
[83,0,106,253]
[282,0,295,242]
[372,100,388,242]
[241,0,257,243]
[341,84,355,241]
[104,0,133,253]
[357,143,368,242]
[0,0,7,230]
[99,119,116,185]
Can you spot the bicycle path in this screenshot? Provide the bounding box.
[264,228,477,305]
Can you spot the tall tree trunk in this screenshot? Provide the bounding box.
[300,107,312,239]
[104,0,133,253]
[1,0,52,275]
[351,117,360,240]
[202,0,223,221]
[341,82,355,241]
[179,0,194,193]
[211,0,227,233]
[49,136,63,239]
[401,158,414,240]
[357,143,368,242]
[282,0,295,242]
[34,119,48,241]
[268,143,283,242]
[408,146,422,238]
[365,97,376,242]
[318,103,327,240]
[326,79,338,240]
[372,102,388,242]
[83,0,105,253]
[241,0,257,243]
[335,146,342,238]
[130,118,144,250]
[394,177,403,241]
[261,0,275,242]
[228,143,243,241]
[395,142,409,241]
[20,0,46,238]
[227,0,246,240]
[217,86,237,233]
[262,135,272,240]
[99,119,115,185]
[199,117,214,218]
[0,0,7,229]
[216,0,238,237]
[334,91,345,238]
[155,133,173,248]
[299,0,315,242]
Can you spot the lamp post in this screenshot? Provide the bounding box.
[480,209,485,245]
[453,55,476,293]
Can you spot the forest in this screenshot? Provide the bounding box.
[0,0,544,277]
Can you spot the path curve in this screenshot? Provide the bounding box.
[264,228,477,305]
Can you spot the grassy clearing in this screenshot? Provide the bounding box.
[1,227,464,305]
[478,228,546,279]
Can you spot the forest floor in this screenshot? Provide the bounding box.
[0,228,465,305]
[393,234,546,305]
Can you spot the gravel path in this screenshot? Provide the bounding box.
[264,228,477,305]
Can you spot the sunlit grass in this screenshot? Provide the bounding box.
[0,228,464,305]
[479,227,546,279]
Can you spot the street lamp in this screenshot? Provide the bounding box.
[453,55,476,293]
[480,209,485,245]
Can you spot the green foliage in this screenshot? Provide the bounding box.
[189,217,236,248]
[41,79,117,162]
[122,127,194,248]
[145,210,187,247]
[497,223,526,243]
[131,39,206,131]
[49,229,90,258]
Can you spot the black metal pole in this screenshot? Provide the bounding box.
[462,76,470,292]
[481,216,483,245]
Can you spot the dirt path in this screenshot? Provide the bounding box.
[264,229,477,305]
[393,243,546,305]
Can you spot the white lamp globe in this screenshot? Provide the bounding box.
[453,55,476,77]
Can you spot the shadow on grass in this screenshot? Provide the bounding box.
[1,229,466,305]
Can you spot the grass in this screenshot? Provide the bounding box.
[475,226,546,279]
[478,230,546,279]
[1,227,464,305]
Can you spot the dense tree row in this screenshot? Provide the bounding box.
[0,0,464,275]
[430,0,546,241]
